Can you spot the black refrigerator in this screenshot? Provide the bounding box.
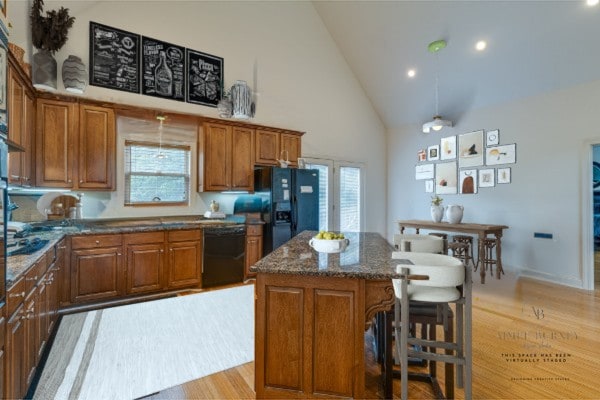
[254,167,319,255]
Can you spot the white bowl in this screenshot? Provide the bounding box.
[309,237,350,253]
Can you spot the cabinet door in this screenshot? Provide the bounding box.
[204,123,232,191]
[24,290,37,390]
[126,242,165,294]
[22,91,36,187]
[79,104,115,190]
[46,267,59,337]
[37,276,49,363]
[0,308,5,399]
[245,235,262,279]
[231,127,254,191]
[168,240,202,288]
[36,99,77,188]
[71,246,124,303]
[281,133,301,167]
[6,305,25,400]
[255,130,279,166]
[7,67,23,185]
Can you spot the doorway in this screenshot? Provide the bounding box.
[303,158,365,232]
[593,145,600,289]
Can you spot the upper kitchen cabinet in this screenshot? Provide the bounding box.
[35,97,115,190]
[255,129,302,167]
[203,122,254,191]
[7,53,35,187]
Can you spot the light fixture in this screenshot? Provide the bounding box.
[475,40,487,51]
[407,69,416,78]
[156,114,167,159]
[422,39,453,133]
[586,0,599,7]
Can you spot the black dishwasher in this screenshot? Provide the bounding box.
[202,225,246,288]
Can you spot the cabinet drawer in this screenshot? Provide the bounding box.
[7,277,26,316]
[24,255,46,293]
[71,234,123,249]
[168,229,201,242]
[246,224,263,236]
[124,231,165,245]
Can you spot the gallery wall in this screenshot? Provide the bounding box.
[7,1,387,233]
[388,79,600,289]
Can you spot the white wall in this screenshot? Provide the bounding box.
[8,1,387,233]
[388,79,600,289]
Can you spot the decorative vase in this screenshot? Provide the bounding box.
[62,55,88,93]
[445,205,464,224]
[430,205,444,223]
[32,49,57,91]
[230,80,252,119]
[217,95,232,118]
[210,200,220,212]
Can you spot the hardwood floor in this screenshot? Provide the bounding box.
[148,272,600,399]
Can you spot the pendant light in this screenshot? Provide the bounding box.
[422,39,453,133]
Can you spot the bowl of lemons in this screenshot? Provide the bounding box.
[309,231,350,253]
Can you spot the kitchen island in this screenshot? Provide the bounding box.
[251,231,411,399]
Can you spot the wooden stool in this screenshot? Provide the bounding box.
[481,237,504,279]
[451,235,476,269]
[428,232,448,254]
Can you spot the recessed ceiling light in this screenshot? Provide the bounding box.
[407,69,416,78]
[475,40,487,51]
[587,0,599,6]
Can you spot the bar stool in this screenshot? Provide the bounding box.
[481,237,503,279]
[394,234,444,254]
[392,251,472,400]
[451,235,476,269]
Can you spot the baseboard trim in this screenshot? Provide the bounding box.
[518,268,584,289]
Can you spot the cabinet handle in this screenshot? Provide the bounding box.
[80,180,83,184]
[10,291,25,298]
[26,275,39,282]
[95,240,100,244]
[160,249,164,253]
[10,175,20,179]
[117,253,122,256]
[68,179,72,183]
[58,246,67,250]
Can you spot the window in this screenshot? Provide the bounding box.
[124,141,191,206]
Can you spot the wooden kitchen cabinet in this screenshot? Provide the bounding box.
[0,304,5,399]
[7,54,36,187]
[6,302,26,400]
[70,234,125,303]
[36,98,115,190]
[124,232,166,295]
[245,224,263,279]
[203,123,254,191]
[255,130,302,167]
[167,229,202,288]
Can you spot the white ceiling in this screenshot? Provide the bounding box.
[312,0,600,129]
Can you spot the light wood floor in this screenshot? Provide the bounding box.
[147,273,600,399]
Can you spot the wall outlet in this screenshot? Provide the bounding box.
[533,232,553,239]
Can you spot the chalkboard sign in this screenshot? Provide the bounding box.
[141,36,185,101]
[186,49,223,107]
[89,22,140,93]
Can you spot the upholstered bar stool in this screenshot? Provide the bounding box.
[392,251,472,400]
[481,237,503,279]
[451,235,476,269]
[394,234,444,254]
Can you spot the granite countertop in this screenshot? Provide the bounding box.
[251,230,401,280]
[5,215,252,287]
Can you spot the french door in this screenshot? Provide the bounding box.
[303,158,365,232]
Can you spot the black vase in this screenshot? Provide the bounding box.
[32,49,57,91]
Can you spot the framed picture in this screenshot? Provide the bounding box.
[141,36,186,101]
[89,22,140,94]
[435,162,457,194]
[459,169,477,194]
[417,149,427,162]
[415,163,434,180]
[458,130,484,168]
[486,129,499,146]
[186,48,224,107]
[440,135,456,160]
[428,145,440,161]
[486,143,516,165]
[425,180,434,193]
[498,167,511,184]
[479,168,495,187]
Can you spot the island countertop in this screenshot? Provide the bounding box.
[251,230,401,280]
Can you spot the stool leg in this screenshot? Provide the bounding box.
[444,308,454,400]
[401,279,410,400]
[384,310,393,399]
[456,301,464,389]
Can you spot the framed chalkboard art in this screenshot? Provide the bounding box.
[89,21,140,93]
[141,36,185,101]
[186,49,223,107]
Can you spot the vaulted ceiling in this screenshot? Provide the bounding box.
[312,1,600,129]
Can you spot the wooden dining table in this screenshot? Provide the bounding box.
[397,219,509,283]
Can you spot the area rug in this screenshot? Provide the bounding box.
[33,284,255,400]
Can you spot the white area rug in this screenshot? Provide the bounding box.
[34,285,255,400]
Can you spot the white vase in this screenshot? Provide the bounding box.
[230,80,252,119]
[62,55,88,93]
[445,205,464,224]
[430,205,444,222]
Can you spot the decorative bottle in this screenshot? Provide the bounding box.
[155,51,173,96]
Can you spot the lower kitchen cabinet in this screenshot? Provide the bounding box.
[245,224,263,279]
[167,230,202,289]
[125,232,166,295]
[70,234,124,303]
[6,302,25,400]
[0,304,5,398]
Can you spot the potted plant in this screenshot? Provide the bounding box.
[430,195,444,223]
[30,0,75,90]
